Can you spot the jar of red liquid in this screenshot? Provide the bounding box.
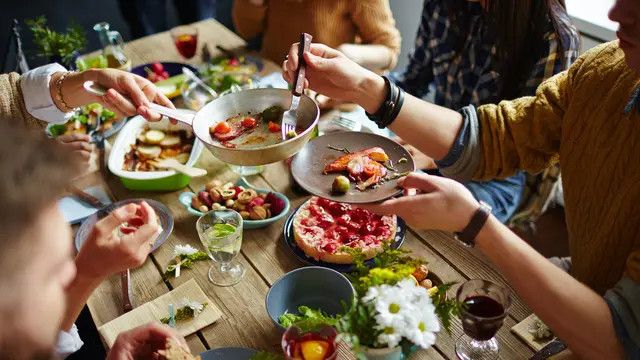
[281,325,338,360]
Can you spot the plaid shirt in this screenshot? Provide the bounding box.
[395,0,580,108]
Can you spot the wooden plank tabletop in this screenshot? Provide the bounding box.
[84,19,534,359]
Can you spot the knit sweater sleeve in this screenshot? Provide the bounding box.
[470,49,587,180]
[0,72,45,129]
[232,0,268,40]
[350,0,402,70]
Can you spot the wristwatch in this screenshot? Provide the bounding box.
[454,201,492,247]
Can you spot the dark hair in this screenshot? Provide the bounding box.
[448,0,576,100]
[0,124,82,255]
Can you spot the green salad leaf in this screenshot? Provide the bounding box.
[278,306,338,331]
[49,124,67,137]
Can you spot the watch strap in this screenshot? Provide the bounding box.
[455,201,492,247]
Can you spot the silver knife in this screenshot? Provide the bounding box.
[120,269,133,313]
[529,339,567,360]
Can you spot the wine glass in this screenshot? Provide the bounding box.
[455,279,511,360]
[282,325,338,360]
[196,209,245,286]
[171,25,199,59]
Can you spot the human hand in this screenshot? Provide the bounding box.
[106,323,187,360]
[54,68,175,122]
[393,137,437,170]
[56,133,92,165]
[282,43,386,113]
[75,201,160,280]
[360,172,479,232]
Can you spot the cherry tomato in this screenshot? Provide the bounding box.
[268,121,281,133]
[228,58,239,66]
[213,121,232,134]
[151,62,164,74]
[241,117,257,128]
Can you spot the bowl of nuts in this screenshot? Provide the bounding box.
[178,178,290,229]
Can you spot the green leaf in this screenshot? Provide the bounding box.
[277,305,339,332]
[49,124,67,137]
[211,223,236,237]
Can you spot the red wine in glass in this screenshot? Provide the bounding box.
[171,26,198,59]
[455,279,511,360]
[461,295,506,341]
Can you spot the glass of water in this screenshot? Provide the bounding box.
[196,210,245,286]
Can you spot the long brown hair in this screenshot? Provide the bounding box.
[449,0,575,100]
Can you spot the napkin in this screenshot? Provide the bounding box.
[511,313,556,351]
[59,186,112,224]
[98,279,222,347]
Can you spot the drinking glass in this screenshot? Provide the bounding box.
[282,325,338,360]
[455,279,511,360]
[196,210,245,286]
[171,25,199,59]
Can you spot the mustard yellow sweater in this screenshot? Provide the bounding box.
[232,0,401,68]
[476,41,640,294]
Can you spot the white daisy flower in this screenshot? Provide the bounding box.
[403,296,440,349]
[174,244,199,257]
[377,326,403,348]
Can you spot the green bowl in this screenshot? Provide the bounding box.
[119,173,192,191]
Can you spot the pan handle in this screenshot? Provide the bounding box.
[83,81,195,126]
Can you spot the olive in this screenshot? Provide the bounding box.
[332,175,351,194]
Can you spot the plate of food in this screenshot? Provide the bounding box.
[74,198,174,253]
[178,178,290,229]
[108,114,204,191]
[290,132,415,204]
[200,54,262,94]
[283,196,406,272]
[46,103,126,141]
[130,62,198,99]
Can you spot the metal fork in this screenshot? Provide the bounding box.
[332,115,362,132]
[282,33,313,140]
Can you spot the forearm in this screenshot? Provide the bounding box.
[355,73,463,161]
[475,217,624,359]
[339,44,394,71]
[60,270,103,331]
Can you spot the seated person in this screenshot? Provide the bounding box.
[0,124,186,359]
[390,0,579,223]
[232,0,401,71]
[281,0,640,356]
[0,65,176,357]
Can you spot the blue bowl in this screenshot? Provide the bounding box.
[266,266,355,330]
[130,62,198,79]
[178,178,290,229]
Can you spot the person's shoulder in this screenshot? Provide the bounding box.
[568,41,627,80]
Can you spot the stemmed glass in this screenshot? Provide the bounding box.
[171,25,199,59]
[455,279,511,360]
[196,209,245,286]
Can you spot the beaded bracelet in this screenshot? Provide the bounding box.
[54,71,76,112]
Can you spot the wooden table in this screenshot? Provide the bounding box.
[85,19,534,359]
